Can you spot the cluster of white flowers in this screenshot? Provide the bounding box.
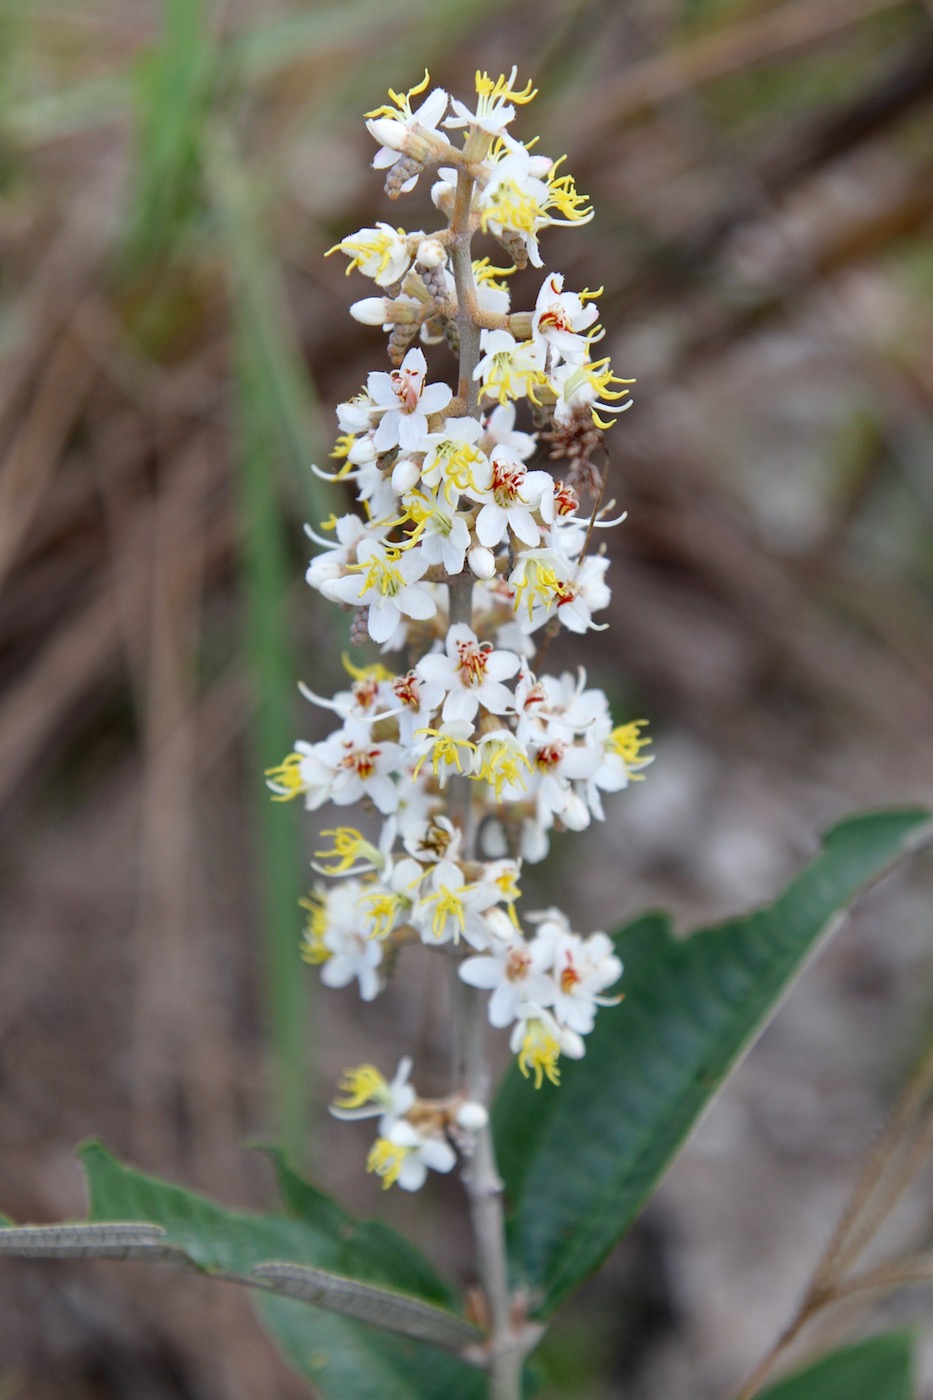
[271,70,651,1190]
[328,1058,488,1192]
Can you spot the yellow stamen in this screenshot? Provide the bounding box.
[509,558,564,620]
[299,893,330,964]
[609,720,652,778]
[341,653,395,684]
[366,1137,410,1189]
[333,1064,389,1111]
[472,256,516,289]
[518,1023,562,1089]
[421,882,468,942]
[349,549,406,600]
[357,889,402,940]
[411,728,477,782]
[474,69,538,107]
[265,752,305,802]
[365,69,431,121]
[472,740,531,802]
[313,827,380,875]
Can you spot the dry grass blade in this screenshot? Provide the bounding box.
[0,329,99,591]
[735,1034,933,1399]
[576,0,914,135]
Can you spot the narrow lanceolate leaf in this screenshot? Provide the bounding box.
[252,1262,483,1351]
[494,808,931,1317]
[0,1223,186,1261]
[51,1142,485,1400]
[758,1331,915,1400]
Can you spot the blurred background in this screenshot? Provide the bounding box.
[2,0,933,1395]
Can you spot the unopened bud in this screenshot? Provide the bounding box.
[455,1101,489,1132]
[527,155,553,179]
[560,1028,586,1060]
[391,457,421,494]
[366,118,407,152]
[561,792,591,832]
[468,545,496,579]
[416,238,446,269]
[347,436,377,466]
[431,178,456,211]
[350,297,390,327]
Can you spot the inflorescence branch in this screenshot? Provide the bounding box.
[266,65,652,1392]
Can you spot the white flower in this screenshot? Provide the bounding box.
[551,555,612,634]
[419,415,487,503]
[328,223,412,287]
[368,1119,456,1191]
[467,444,553,548]
[549,356,633,430]
[472,730,532,803]
[355,856,425,941]
[536,925,622,1035]
[311,716,401,815]
[459,929,554,1028]
[416,623,519,723]
[305,512,381,596]
[402,487,471,574]
[473,329,546,406]
[532,272,600,365]
[531,733,602,828]
[481,402,537,461]
[582,719,653,819]
[409,719,477,788]
[265,740,337,811]
[509,550,611,635]
[303,880,385,1001]
[368,347,452,454]
[443,67,537,135]
[401,814,462,866]
[509,1003,584,1088]
[413,860,500,949]
[330,1058,416,1125]
[329,539,437,645]
[365,73,450,192]
[388,668,445,747]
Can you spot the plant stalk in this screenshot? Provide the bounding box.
[446,151,526,1400]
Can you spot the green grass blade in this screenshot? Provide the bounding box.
[205,123,338,1163]
[231,312,309,1165]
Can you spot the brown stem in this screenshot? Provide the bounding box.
[444,147,526,1400]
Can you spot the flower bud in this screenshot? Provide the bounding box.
[391,457,421,494]
[560,1028,586,1060]
[350,297,390,326]
[431,178,456,210]
[483,907,513,940]
[455,1101,489,1132]
[560,792,591,831]
[366,118,407,152]
[347,436,377,466]
[416,238,446,269]
[527,155,553,179]
[468,544,496,579]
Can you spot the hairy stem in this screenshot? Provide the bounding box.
[450,166,482,417]
[446,154,526,1400]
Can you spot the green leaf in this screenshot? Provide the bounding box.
[494,808,931,1316]
[73,1142,485,1400]
[759,1331,914,1400]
